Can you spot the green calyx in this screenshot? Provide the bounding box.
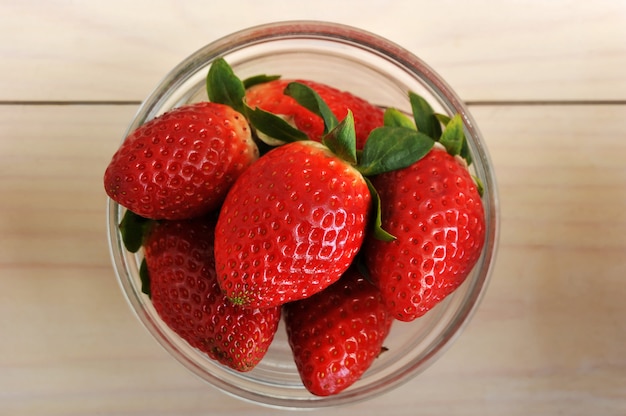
[358,127,433,176]
[119,210,153,253]
[119,210,154,297]
[365,177,396,242]
[387,96,473,166]
[409,91,442,140]
[242,74,281,89]
[206,58,246,114]
[205,57,477,241]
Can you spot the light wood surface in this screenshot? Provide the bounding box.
[1,1,625,415]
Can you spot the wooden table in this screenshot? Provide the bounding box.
[2,1,625,415]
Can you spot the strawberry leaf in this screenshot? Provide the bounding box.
[242,74,281,89]
[322,111,357,164]
[206,57,246,114]
[358,126,434,176]
[139,258,151,298]
[365,177,396,242]
[437,112,473,165]
[435,113,451,125]
[473,175,484,196]
[383,107,416,129]
[245,105,309,144]
[354,253,374,284]
[409,91,442,140]
[461,138,473,166]
[439,113,465,156]
[119,210,152,253]
[284,82,339,134]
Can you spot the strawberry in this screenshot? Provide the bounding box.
[283,267,393,396]
[364,146,486,321]
[142,215,281,372]
[104,101,258,220]
[214,140,371,308]
[215,80,438,309]
[245,79,384,149]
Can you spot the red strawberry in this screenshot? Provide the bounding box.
[143,216,281,372]
[214,140,371,308]
[364,146,485,321]
[104,102,258,220]
[284,267,393,396]
[245,79,384,149]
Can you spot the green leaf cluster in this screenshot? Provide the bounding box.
[204,58,477,241]
[119,58,481,288]
[119,210,153,297]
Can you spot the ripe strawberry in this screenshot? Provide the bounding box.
[284,267,393,396]
[245,79,384,149]
[143,216,281,372]
[364,146,486,321]
[214,140,371,308]
[104,102,258,220]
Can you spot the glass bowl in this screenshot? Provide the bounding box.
[107,20,499,409]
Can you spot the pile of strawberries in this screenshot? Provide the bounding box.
[104,58,485,396]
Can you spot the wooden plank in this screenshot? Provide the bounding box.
[1,103,625,414]
[0,0,624,102]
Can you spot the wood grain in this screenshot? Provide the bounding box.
[1,1,625,414]
[1,103,625,415]
[1,0,625,102]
